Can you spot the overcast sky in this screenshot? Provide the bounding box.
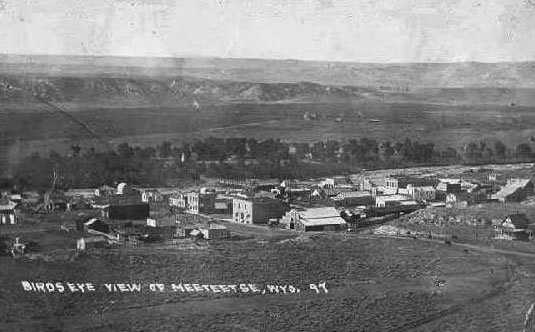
[0,0,534,62]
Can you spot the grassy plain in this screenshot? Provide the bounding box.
[1,214,535,331]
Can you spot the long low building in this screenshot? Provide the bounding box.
[283,207,346,232]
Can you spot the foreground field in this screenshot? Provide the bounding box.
[1,222,535,332]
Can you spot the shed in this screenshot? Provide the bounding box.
[200,225,230,240]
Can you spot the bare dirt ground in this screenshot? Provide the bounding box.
[1,219,535,332]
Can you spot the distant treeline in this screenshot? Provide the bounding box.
[2,137,534,193]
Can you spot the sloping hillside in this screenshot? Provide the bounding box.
[0,76,377,108]
[2,54,534,88]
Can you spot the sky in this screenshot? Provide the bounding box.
[0,0,534,63]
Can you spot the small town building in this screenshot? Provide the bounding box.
[375,194,414,208]
[169,192,188,209]
[436,180,462,194]
[232,196,289,224]
[356,177,375,192]
[186,191,218,214]
[200,225,230,240]
[140,189,162,203]
[406,185,436,201]
[95,185,116,197]
[0,199,18,225]
[494,214,532,240]
[283,207,346,232]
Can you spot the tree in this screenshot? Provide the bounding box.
[494,141,507,159]
[516,143,532,159]
[157,141,172,158]
[117,143,134,159]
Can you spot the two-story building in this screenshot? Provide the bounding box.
[232,196,289,225]
[0,199,18,225]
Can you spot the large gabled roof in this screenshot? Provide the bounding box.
[504,214,530,229]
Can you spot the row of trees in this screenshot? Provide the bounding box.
[6,137,535,193]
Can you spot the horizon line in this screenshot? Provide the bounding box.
[0,52,534,66]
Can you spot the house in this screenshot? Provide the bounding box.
[169,192,188,209]
[186,191,218,214]
[384,175,435,195]
[94,185,116,197]
[232,196,289,224]
[283,207,346,232]
[494,214,532,240]
[200,225,230,240]
[384,175,412,195]
[186,192,200,213]
[140,189,161,203]
[493,179,534,203]
[436,179,462,194]
[356,177,375,192]
[406,185,436,201]
[0,199,18,225]
[137,187,177,203]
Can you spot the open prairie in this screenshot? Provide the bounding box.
[1,220,535,332]
[3,100,535,171]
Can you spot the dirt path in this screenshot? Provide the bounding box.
[363,234,535,259]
